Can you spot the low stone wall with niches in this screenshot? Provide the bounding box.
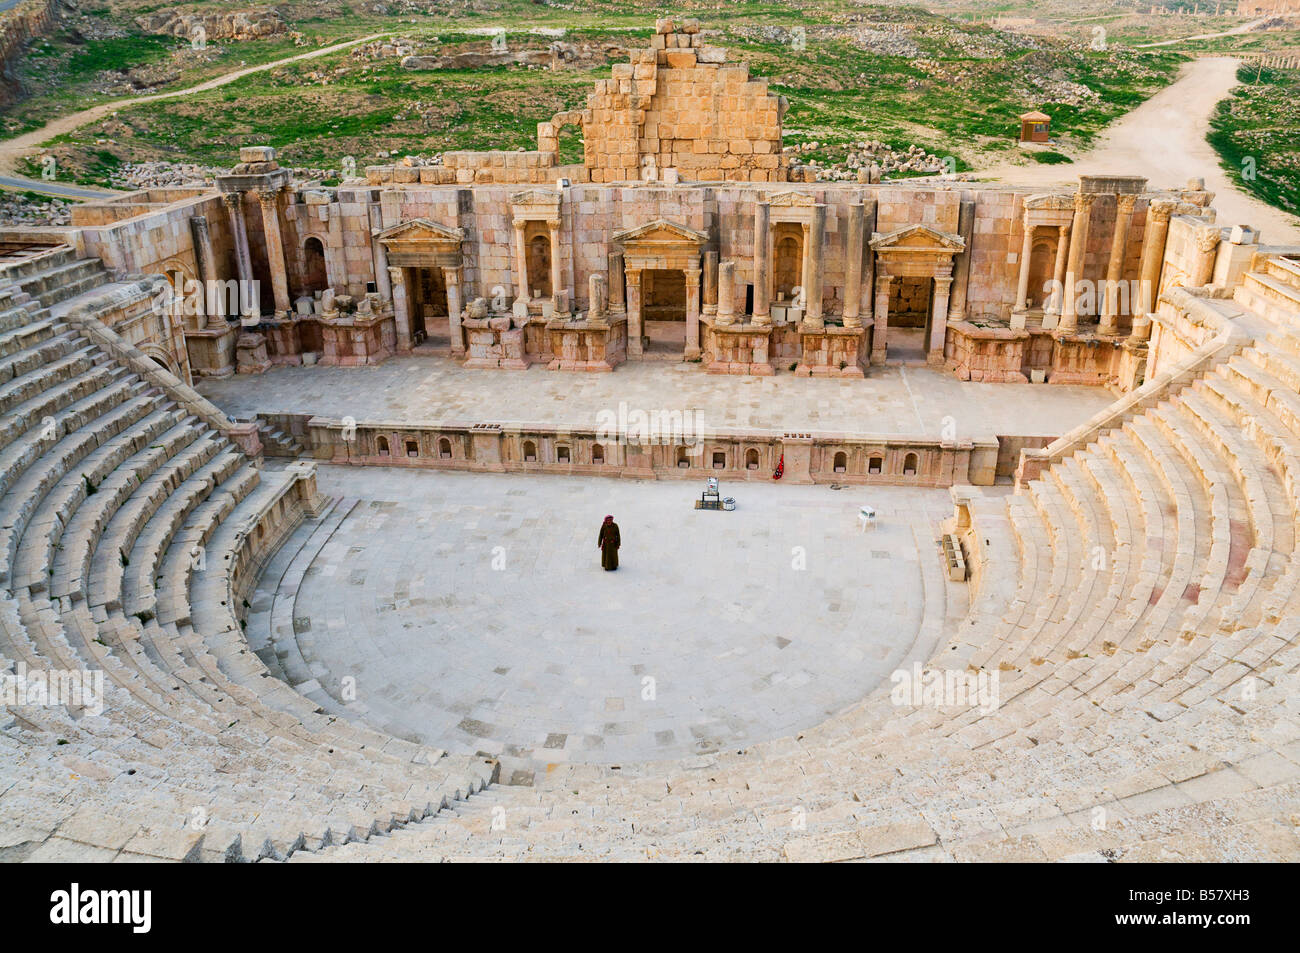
[296,416,1000,487]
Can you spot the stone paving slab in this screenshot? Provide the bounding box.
[287,464,956,765]
[197,357,1117,441]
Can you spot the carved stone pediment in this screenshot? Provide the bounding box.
[870,224,965,254]
[377,219,464,269]
[766,190,818,208]
[376,218,464,245]
[1024,193,1075,211]
[510,189,562,211]
[613,219,708,246]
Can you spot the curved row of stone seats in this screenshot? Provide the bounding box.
[0,257,497,861]
[290,265,1300,862]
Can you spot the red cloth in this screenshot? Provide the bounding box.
[773,453,784,480]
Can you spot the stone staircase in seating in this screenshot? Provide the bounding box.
[0,248,497,862]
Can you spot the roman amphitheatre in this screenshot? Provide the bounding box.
[0,1,1298,864]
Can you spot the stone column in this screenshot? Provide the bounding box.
[1046,221,1070,318]
[948,197,975,321]
[716,259,736,327]
[802,204,826,328]
[752,200,771,325]
[257,187,292,319]
[589,272,608,319]
[625,267,643,358]
[369,204,391,302]
[389,266,412,352]
[799,221,811,315]
[513,220,530,302]
[929,273,952,362]
[1134,200,1174,328]
[1060,192,1093,332]
[326,202,346,290]
[443,266,464,355]
[548,218,564,313]
[1192,228,1220,288]
[862,199,878,321]
[843,199,865,329]
[702,250,718,316]
[685,263,702,360]
[223,192,257,321]
[608,249,625,312]
[190,215,222,329]
[1014,219,1036,313]
[871,268,891,364]
[1100,193,1137,334]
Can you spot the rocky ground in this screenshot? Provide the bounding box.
[784,139,957,182]
[0,191,71,227]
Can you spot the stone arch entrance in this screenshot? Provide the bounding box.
[526,229,552,299]
[773,223,803,304]
[302,236,328,296]
[1027,235,1056,311]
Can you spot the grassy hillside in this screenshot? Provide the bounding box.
[1208,64,1300,218]
[13,7,1187,187]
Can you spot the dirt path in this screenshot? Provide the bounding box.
[0,31,391,183]
[977,56,1300,245]
[1135,17,1269,48]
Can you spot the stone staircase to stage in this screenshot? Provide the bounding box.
[0,249,496,862]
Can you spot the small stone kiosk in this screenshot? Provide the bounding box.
[1019,110,1051,145]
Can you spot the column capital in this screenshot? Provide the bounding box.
[1059,220,1071,238]
[547,218,562,231]
[221,191,243,210]
[625,267,642,287]
[1116,193,1139,214]
[1148,200,1176,224]
[387,265,404,283]
[1195,229,1221,253]
[257,187,281,206]
[934,275,954,291]
[1073,191,1095,213]
[512,218,527,232]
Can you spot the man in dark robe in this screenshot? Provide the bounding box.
[598,515,620,571]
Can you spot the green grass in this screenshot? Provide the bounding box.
[1031,150,1073,165]
[2,4,1192,187]
[1208,65,1300,217]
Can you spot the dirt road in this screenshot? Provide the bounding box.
[977,56,1300,245]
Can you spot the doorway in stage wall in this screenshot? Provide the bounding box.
[887,275,932,364]
[642,268,687,358]
[773,224,803,305]
[409,266,449,349]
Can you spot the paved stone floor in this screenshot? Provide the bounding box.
[279,465,961,765]
[198,356,1116,440]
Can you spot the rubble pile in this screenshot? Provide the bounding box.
[0,192,71,227]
